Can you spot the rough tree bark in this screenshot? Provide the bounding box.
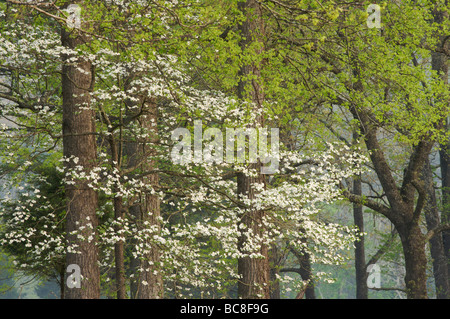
[269,244,281,299]
[353,167,368,299]
[113,194,126,299]
[289,245,316,299]
[237,168,270,299]
[441,128,450,280]
[345,117,433,298]
[428,5,450,298]
[422,157,449,298]
[125,92,163,299]
[236,0,270,299]
[61,7,100,298]
[108,131,126,299]
[432,6,450,285]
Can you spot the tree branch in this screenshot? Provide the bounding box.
[369,287,407,293]
[366,228,398,267]
[400,140,434,205]
[425,223,450,242]
[341,185,394,221]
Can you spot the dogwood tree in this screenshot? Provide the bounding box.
[0,0,369,299]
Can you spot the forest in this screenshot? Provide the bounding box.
[0,0,449,300]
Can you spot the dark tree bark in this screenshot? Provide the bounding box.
[422,157,449,298]
[352,130,368,299]
[353,169,368,299]
[59,269,65,299]
[398,223,428,299]
[101,111,127,299]
[237,168,270,299]
[125,96,163,299]
[345,119,433,298]
[131,156,163,299]
[113,195,126,298]
[113,195,126,299]
[430,6,450,297]
[289,246,316,299]
[441,137,450,278]
[269,244,281,299]
[61,15,100,299]
[236,0,270,299]
[432,7,450,284]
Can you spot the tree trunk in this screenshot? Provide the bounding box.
[423,157,449,298]
[441,138,450,281]
[441,137,450,278]
[353,172,368,299]
[138,181,163,299]
[126,98,163,299]
[398,224,428,299]
[269,244,281,299]
[61,16,100,299]
[296,252,316,299]
[60,270,65,299]
[237,169,270,299]
[106,118,127,299]
[236,0,270,299]
[347,108,432,299]
[352,129,368,299]
[347,76,436,298]
[432,3,450,286]
[128,202,140,298]
[129,165,163,299]
[288,244,315,299]
[113,194,127,299]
